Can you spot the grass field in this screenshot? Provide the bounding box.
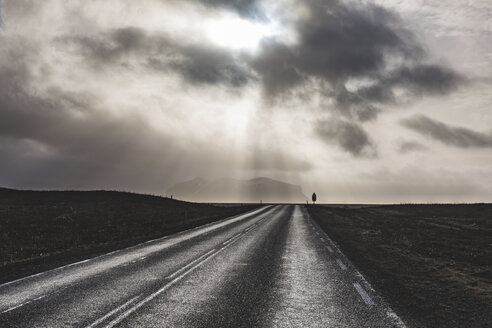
[307,204,492,328]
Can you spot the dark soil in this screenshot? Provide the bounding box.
[307,204,492,328]
[0,188,258,284]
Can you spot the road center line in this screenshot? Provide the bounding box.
[336,259,347,271]
[325,245,334,253]
[96,218,261,328]
[353,283,375,306]
[1,293,49,313]
[222,234,242,246]
[166,249,216,280]
[103,246,224,328]
[85,296,140,328]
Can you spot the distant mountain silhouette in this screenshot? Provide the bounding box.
[167,177,307,203]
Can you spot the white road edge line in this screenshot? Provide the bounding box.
[85,296,140,328]
[353,282,375,306]
[1,294,49,313]
[1,302,28,314]
[319,232,342,254]
[336,259,347,271]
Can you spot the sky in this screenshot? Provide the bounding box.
[0,0,491,203]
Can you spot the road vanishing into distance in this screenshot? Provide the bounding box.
[0,205,407,327]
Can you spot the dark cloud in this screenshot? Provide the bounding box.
[250,41,303,96]
[355,83,396,104]
[61,27,252,88]
[249,0,464,155]
[387,64,463,95]
[316,119,376,157]
[197,0,266,20]
[69,27,150,63]
[150,45,251,87]
[398,141,428,154]
[250,0,462,128]
[355,64,463,103]
[401,115,492,148]
[252,1,422,95]
[330,86,381,122]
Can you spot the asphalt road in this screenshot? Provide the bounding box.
[0,205,408,327]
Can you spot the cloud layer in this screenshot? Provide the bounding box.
[402,115,492,148]
[316,119,376,157]
[0,0,489,202]
[248,0,462,155]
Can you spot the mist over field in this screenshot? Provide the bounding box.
[167,177,307,203]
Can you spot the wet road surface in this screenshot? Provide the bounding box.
[0,205,407,327]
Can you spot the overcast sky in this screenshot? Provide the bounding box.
[1,0,491,203]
